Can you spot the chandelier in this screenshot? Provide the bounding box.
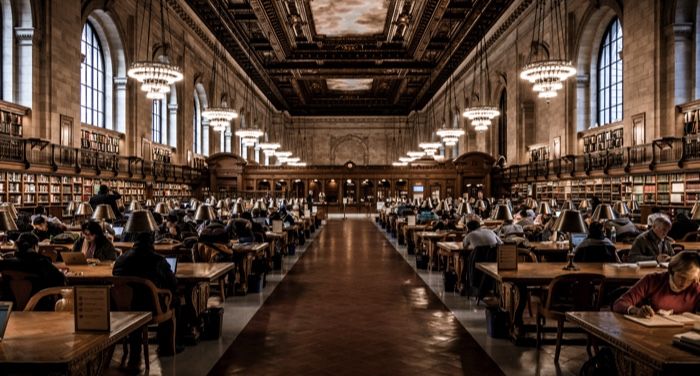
[463,39,499,131]
[203,107,238,132]
[275,151,292,163]
[285,157,301,164]
[289,162,307,167]
[258,142,280,156]
[127,0,183,100]
[419,142,442,155]
[520,0,576,99]
[392,162,408,167]
[236,129,264,147]
[407,151,425,159]
[399,157,413,163]
[436,129,465,146]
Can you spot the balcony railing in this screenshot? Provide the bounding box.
[0,136,206,182]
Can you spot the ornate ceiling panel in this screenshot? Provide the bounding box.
[185,0,514,116]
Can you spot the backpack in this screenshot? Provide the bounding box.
[579,347,617,376]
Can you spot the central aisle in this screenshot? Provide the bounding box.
[209,219,504,375]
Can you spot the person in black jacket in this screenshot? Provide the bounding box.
[113,231,179,365]
[31,216,64,241]
[72,221,117,261]
[89,185,122,219]
[0,232,67,310]
[668,212,699,241]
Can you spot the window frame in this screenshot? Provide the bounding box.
[80,21,106,128]
[152,99,163,144]
[596,17,623,127]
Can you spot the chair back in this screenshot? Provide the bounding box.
[0,270,39,310]
[110,276,171,323]
[545,273,605,313]
[574,244,619,263]
[39,247,61,262]
[517,248,538,263]
[680,231,699,242]
[24,287,69,311]
[468,245,498,290]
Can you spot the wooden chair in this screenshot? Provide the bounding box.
[616,248,630,263]
[0,270,38,310]
[111,276,175,369]
[23,287,70,311]
[680,231,699,242]
[517,247,539,317]
[536,273,605,363]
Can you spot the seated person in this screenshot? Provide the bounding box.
[668,212,699,241]
[31,206,67,230]
[647,206,671,227]
[629,216,675,263]
[606,216,640,241]
[417,208,438,224]
[433,214,457,231]
[613,251,700,317]
[31,215,64,242]
[498,219,524,238]
[515,209,534,227]
[574,222,618,262]
[113,231,179,364]
[228,218,255,243]
[72,221,117,261]
[0,232,66,310]
[241,212,265,242]
[159,213,188,241]
[463,220,502,250]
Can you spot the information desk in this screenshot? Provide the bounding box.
[476,262,664,343]
[0,311,151,375]
[566,311,700,375]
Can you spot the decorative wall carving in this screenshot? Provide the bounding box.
[330,134,369,165]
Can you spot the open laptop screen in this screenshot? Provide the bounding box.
[0,301,12,341]
[165,257,178,273]
[571,233,587,248]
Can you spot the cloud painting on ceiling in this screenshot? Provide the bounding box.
[326,78,374,91]
[310,0,389,36]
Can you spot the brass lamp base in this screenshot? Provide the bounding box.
[562,252,579,271]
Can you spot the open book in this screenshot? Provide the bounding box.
[624,315,684,327]
[660,312,700,325]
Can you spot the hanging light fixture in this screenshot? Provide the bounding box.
[275,151,292,164]
[520,0,576,99]
[235,23,264,146]
[419,142,442,156]
[407,150,425,159]
[202,49,238,133]
[128,0,183,99]
[399,157,414,163]
[435,18,465,145]
[258,142,281,156]
[392,162,408,167]
[462,39,499,131]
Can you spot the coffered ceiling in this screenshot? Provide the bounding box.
[186,0,514,116]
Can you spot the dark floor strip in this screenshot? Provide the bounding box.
[208,219,504,376]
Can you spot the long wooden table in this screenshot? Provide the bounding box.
[230,242,269,293]
[57,262,234,343]
[567,311,700,375]
[418,231,461,270]
[476,262,664,344]
[113,241,187,256]
[0,311,151,375]
[437,241,468,290]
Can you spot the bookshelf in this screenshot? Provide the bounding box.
[152,146,173,164]
[81,128,120,154]
[582,127,624,153]
[152,182,192,201]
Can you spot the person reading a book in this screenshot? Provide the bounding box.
[613,251,700,317]
[628,216,675,263]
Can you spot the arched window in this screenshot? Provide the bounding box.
[152,100,162,144]
[497,90,507,158]
[193,93,201,154]
[596,17,623,126]
[81,22,105,127]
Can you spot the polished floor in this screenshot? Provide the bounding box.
[209,219,504,375]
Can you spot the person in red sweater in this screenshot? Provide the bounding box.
[613,251,700,317]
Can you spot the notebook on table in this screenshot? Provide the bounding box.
[0,301,12,341]
[624,315,684,327]
[61,252,88,265]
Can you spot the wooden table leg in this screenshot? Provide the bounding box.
[510,282,532,345]
[454,253,462,291]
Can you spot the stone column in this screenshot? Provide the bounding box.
[672,23,693,105]
[114,77,128,134]
[168,102,178,148]
[202,121,210,156]
[14,27,33,108]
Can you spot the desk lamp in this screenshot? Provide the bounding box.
[538,202,552,216]
[0,210,18,245]
[128,200,142,212]
[556,210,587,271]
[124,210,158,234]
[592,204,617,223]
[614,201,630,217]
[65,201,77,223]
[1,203,18,221]
[145,199,155,208]
[195,204,216,222]
[75,202,94,224]
[493,205,513,221]
[92,204,116,231]
[578,199,592,212]
[550,199,558,210]
[154,202,169,215]
[525,198,538,210]
[627,199,640,213]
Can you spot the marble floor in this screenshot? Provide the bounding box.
[107,218,589,375]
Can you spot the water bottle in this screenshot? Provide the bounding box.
[610,226,617,243]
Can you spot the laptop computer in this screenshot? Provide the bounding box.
[571,233,587,248]
[165,257,178,273]
[61,252,88,265]
[0,301,13,341]
[113,226,124,237]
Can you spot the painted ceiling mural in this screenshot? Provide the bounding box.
[309,0,390,36]
[186,0,517,115]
